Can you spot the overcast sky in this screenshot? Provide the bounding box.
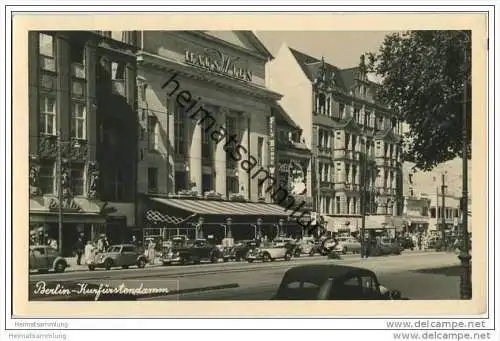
[255,31,397,70]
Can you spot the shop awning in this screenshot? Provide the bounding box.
[145,210,193,224]
[150,197,289,216]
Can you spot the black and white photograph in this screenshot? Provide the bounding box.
[25,28,473,302]
[3,6,495,341]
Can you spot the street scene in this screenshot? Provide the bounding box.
[28,30,472,301]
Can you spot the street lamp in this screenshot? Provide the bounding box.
[360,138,368,259]
[459,34,472,299]
[441,171,448,245]
[196,217,204,239]
[278,218,285,238]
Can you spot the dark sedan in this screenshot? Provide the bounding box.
[273,264,404,300]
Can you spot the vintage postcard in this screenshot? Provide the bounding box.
[9,11,488,318]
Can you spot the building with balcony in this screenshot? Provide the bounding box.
[267,44,404,234]
[270,104,313,227]
[28,31,138,255]
[133,31,301,241]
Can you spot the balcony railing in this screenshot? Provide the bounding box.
[317,146,332,155]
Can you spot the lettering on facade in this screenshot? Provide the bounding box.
[185,48,253,82]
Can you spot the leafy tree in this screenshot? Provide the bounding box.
[367,30,471,171]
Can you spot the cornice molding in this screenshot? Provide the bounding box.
[137,51,282,103]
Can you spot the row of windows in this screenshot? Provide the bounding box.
[147,106,265,167]
[320,196,359,215]
[39,96,87,139]
[146,167,241,197]
[429,207,461,219]
[36,160,85,196]
[314,92,400,131]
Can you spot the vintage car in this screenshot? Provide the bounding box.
[89,244,148,271]
[162,238,222,265]
[246,244,292,263]
[223,240,259,262]
[272,264,405,300]
[333,236,362,254]
[29,245,68,273]
[398,237,415,250]
[369,237,402,256]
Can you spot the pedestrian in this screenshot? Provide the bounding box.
[49,238,58,250]
[73,237,84,265]
[84,241,95,269]
[131,235,137,246]
[418,234,423,251]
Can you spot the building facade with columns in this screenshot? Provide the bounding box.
[268,44,404,234]
[134,31,293,238]
[28,31,138,255]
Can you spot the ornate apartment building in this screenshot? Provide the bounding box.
[268,44,404,232]
[28,30,138,255]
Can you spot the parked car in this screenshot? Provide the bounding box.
[272,264,405,300]
[224,240,259,262]
[162,238,222,265]
[398,237,415,250]
[246,244,292,263]
[89,244,148,270]
[29,245,68,273]
[333,236,362,254]
[369,237,401,256]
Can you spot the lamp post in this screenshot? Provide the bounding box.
[441,172,448,244]
[57,132,63,254]
[360,138,368,259]
[197,217,204,239]
[459,34,472,299]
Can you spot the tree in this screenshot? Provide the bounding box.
[367,30,471,171]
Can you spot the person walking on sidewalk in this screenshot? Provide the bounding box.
[73,237,84,265]
[84,240,96,269]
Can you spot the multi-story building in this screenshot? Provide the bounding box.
[402,158,472,234]
[268,44,404,234]
[28,31,138,255]
[270,104,313,226]
[133,31,298,241]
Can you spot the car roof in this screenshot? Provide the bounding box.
[281,264,376,284]
[111,244,136,247]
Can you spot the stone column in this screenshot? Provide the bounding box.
[189,119,203,195]
[215,108,227,197]
[125,62,136,109]
[238,114,250,200]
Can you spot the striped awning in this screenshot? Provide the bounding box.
[150,197,289,216]
[145,210,191,224]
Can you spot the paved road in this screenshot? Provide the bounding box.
[29,252,462,301]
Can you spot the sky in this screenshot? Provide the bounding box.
[255,31,397,69]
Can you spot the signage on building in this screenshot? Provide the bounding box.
[269,115,275,166]
[185,48,253,82]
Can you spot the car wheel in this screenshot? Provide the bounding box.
[210,254,218,263]
[104,259,113,270]
[54,261,66,273]
[309,251,315,257]
[88,265,95,271]
[284,252,292,261]
[162,261,170,266]
[262,253,271,262]
[247,259,254,263]
[137,258,146,268]
[342,247,347,255]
